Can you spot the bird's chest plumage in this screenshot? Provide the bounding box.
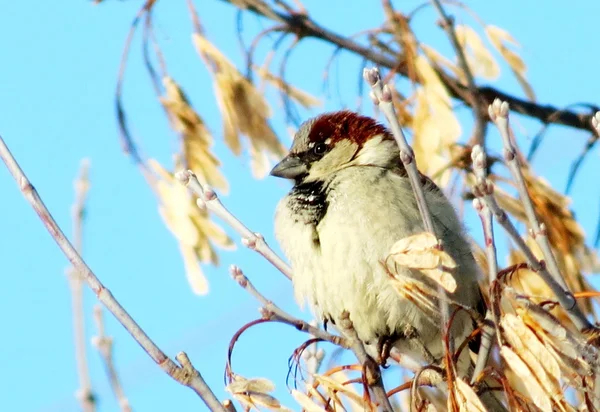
[275,168,432,346]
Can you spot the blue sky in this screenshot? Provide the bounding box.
[1,1,599,411]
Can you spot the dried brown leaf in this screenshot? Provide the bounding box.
[455,25,500,80]
[160,76,228,192]
[313,374,374,410]
[485,25,535,101]
[453,377,487,412]
[412,57,461,184]
[390,232,457,292]
[501,346,552,412]
[253,66,321,108]
[149,159,235,295]
[193,33,287,178]
[227,376,293,412]
[290,389,323,412]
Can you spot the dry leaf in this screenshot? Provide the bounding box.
[227,376,293,412]
[455,25,500,80]
[313,374,374,410]
[389,232,457,292]
[160,76,228,192]
[501,314,567,409]
[453,377,487,412]
[290,390,324,412]
[496,166,596,317]
[193,33,286,178]
[150,159,235,295]
[412,56,462,185]
[420,43,462,79]
[253,66,321,109]
[501,346,552,412]
[485,25,535,101]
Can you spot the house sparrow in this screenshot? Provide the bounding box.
[271,110,486,373]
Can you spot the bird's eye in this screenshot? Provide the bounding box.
[313,143,328,155]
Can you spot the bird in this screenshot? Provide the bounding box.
[271,110,493,402]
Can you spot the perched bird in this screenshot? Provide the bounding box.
[271,110,487,377]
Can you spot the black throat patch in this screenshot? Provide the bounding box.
[288,180,329,227]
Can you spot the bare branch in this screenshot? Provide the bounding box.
[470,147,500,384]
[488,99,592,332]
[92,306,131,412]
[431,0,487,145]
[67,158,95,412]
[176,170,293,280]
[469,142,592,332]
[228,265,347,348]
[339,311,394,412]
[216,0,599,135]
[364,66,451,355]
[0,134,228,412]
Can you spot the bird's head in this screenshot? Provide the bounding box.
[270,111,398,184]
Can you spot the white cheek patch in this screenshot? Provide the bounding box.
[352,135,397,166]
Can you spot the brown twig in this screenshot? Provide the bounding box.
[67,159,95,412]
[176,170,293,280]
[216,0,599,135]
[92,306,131,412]
[0,134,228,412]
[431,0,487,146]
[488,99,592,332]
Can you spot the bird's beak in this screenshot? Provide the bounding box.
[270,155,308,179]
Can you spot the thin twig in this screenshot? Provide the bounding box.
[470,146,499,384]
[0,134,228,412]
[301,320,325,386]
[176,170,292,280]
[431,0,487,145]
[67,159,95,412]
[228,265,347,347]
[92,306,132,412]
[469,143,592,333]
[488,99,592,332]
[216,0,599,135]
[339,311,394,412]
[364,67,451,356]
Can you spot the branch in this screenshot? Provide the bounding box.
[0,134,228,412]
[364,67,451,351]
[431,0,487,145]
[176,170,292,280]
[67,159,95,412]
[339,311,394,412]
[470,147,500,384]
[488,99,592,332]
[228,265,347,348]
[216,0,599,134]
[92,306,131,412]
[467,141,592,333]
